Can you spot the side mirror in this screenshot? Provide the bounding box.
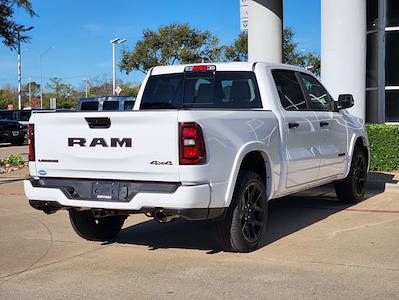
[335,94,354,111]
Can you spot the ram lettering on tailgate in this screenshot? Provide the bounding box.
[68,138,132,148]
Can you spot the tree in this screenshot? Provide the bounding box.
[120,83,141,97]
[120,23,222,74]
[0,85,16,109]
[303,53,321,77]
[283,27,321,76]
[81,76,140,98]
[21,81,40,107]
[85,76,112,97]
[22,81,40,98]
[0,0,36,50]
[224,28,321,76]
[224,32,248,62]
[46,77,74,98]
[45,77,76,109]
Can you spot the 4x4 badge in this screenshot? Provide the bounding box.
[150,161,173,166]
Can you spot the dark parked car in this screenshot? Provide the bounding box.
[0,119,25,145]
[0,110,16,120]
[14,109,71,125]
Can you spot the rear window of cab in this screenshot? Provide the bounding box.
[141,71,262,109]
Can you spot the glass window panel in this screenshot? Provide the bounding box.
[386,32,399,86]
[102,101,119,111]
[387,0,399,27]
[123,100,135,110]
[272,70,307,111]
[80,101,98,111]
[0,111,15,120]
[386,91,399,122]
[19,111,31,121]
[141,72,262,109]
[299,73,332,111]
[366,90,379,123]
[367,32,379,88]
[367,0,379,30]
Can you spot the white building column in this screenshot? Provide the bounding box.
[321,0,367,120]
[248,0,283,63]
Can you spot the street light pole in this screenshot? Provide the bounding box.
[29,77,32,106]
[112,41,116,95]
[40,46,54,108]
[16,26,34,110]
[17,31,22,110]
[110,38,126,95]
[85,77,89,98]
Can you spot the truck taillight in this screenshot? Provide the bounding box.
[179,123,206,165]
[28,124,35,161]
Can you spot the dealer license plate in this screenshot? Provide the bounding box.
[92,182,120,201]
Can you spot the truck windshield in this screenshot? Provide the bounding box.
[141,71,262,109]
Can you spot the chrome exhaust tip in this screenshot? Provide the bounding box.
[153,209,176,223]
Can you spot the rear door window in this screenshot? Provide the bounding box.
[141,71,262,109]
[272,70,307,111]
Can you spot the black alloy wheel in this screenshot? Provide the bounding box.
[216,170,268,253]
[240,181,267,244]
[335,147,368,203]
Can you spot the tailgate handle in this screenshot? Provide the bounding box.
[85,117,111,129]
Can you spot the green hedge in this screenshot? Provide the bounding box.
[368,124,399,171]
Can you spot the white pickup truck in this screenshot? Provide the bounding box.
[24,62,369,252]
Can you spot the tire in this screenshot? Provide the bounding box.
[216,170,268,253]
[69,209,126,241]
[335,147,368,203]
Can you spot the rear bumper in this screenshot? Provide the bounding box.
[24,178,214,216]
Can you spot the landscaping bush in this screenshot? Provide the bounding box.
[0,154,25,167]
[368,124,399,171]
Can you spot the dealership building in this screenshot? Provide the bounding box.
[245,0,398,123]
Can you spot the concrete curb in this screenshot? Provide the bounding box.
[385,183,399,189]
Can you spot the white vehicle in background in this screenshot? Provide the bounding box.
[24,62,369,252]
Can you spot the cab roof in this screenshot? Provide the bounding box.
[150,61,311,76]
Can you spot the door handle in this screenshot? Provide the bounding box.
[288,122,300,129]
[320,121,329,128]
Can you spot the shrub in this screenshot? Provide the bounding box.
[1,154,25,167]
[368,124,399,171]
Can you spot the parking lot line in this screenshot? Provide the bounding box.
[345,208,399,214]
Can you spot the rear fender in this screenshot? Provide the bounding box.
[224,142,275,207]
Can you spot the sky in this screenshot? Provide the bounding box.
[0,0,321,90]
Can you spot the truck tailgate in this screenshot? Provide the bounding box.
[32,111,180,182]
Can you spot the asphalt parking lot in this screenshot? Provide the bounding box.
[1,146,399,299]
